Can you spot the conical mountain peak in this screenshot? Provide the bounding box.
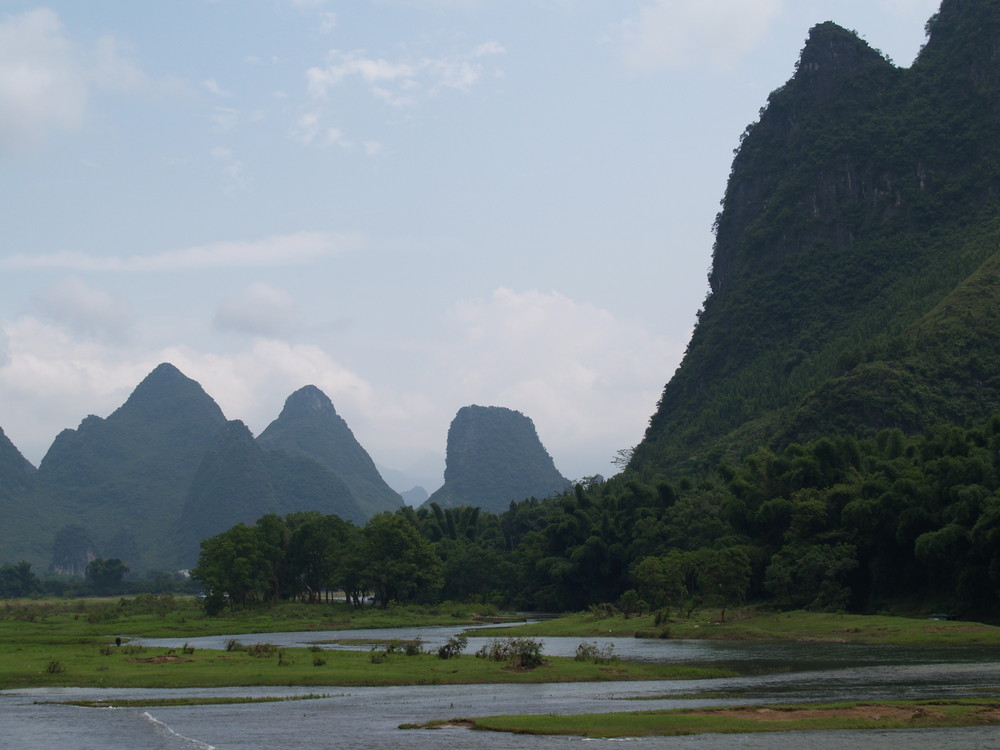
[278,385,337,420]
[257,386,402,518]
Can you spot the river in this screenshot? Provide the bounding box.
[3,623,999,749]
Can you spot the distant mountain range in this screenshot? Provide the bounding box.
[0,365,571,574]
[0,364,404,573]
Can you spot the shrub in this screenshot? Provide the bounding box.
[45,660,65,674]
[437,635,468,659]
[574,641,618,664]
[246,642,277,658]
[475,637,545,669]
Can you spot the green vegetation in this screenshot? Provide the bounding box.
[0,597,728,690]
[476,608,1000,645]
[185,414,1000,622]
[633,0,1000,477]
[446,699,1000,738]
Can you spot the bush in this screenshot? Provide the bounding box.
[45,660,65,674]
[475,637,545,670]
[574,641,618,664]
[437,634,468,659]
[246,642,277,658]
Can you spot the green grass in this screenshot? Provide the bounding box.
[0,597,729,689]
[474,608,1000,645]
[437,698,1000,737]
[0,642,730,690]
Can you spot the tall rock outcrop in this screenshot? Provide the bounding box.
[633,0,1000,475]
[426,405,569,513]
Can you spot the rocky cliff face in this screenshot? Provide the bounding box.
[426,405,569,513]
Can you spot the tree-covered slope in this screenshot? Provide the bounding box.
[4,363,228,572]
[426,405,569,513]
[633,0,1000,476]
[172,420,281,568]
[256,385,402,518]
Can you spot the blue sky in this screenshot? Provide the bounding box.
[0,0,940,491]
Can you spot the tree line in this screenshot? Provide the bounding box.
[192,416,1000,619]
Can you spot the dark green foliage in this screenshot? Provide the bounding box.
[0,561,40,598]
[475,637,544,669]
[85,558,129,596]
[633,0,1000,477]
[426,405,570,513]
[437,634,468,659]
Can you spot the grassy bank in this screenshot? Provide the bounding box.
[1,596,507,640]
[474,608,1000,645]
[437,698,1000,738]
[0,596,732,689]
[0,640,729,690]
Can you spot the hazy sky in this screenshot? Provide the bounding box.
[1,0,940,489]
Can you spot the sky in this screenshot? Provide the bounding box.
[0,0,941,493]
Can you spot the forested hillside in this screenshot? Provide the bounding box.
[632,0,1000,475]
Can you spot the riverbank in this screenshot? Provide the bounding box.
[417,698,1000,738]
[472,608,1000,645]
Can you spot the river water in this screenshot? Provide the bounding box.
[3,623,1000,749]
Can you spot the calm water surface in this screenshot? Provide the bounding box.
[4,622,1000,749]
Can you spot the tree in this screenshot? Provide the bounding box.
[693,547,751,622]
[362,512,443,605]
[192,524,269,609]
[0,561,41,598]
[85,558,129,595]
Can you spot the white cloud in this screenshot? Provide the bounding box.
[32,277,134,341]
[621,0,784,72]
[305,41,505,105]
[0,315,418,467]
[439,288,684,475]
[0,8,145,152]
[291,112,353,148]
[214,283,298,338]
[203,78,233,98]
[0,231,361,272]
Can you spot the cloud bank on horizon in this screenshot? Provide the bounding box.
[0,0,940,488]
